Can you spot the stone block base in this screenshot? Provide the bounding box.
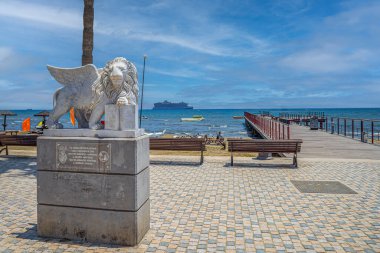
[37,200,150,246]
[37,168,149,211]
[37,135,150,246]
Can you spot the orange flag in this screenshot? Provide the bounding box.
[22,117,31,132]
[70,107,75,126]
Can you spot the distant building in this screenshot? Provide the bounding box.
[153,100,193,110]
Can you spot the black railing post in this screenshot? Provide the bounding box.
[2,115,7,131]
[344,119,346,136]
[360,120,364,142]
[337,118,340,135]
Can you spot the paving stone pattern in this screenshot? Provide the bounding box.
[0,156,379,252]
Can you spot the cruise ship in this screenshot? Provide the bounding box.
[153,100,193,110]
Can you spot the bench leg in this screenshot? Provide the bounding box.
[293,153,298,168]
[230,152,234,166]
[0,146,8,155]
[200,150,204,165]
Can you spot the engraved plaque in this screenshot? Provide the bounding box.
[56,142,111,172]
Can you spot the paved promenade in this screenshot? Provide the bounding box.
[1,154,379,252]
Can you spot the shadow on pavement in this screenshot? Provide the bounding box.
[12,223,134,249]
[150,160,202,166]
[224,162,296,169]
[0,157,37,177]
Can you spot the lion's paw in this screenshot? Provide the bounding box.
[116,97,129,106]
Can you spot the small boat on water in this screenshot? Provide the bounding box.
[181,117,204,122]
[181,115,205,122]
[233,116,244,119]
[146,129,166,137]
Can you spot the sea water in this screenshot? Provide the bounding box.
[2,108,380,137]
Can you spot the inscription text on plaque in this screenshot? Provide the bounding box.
[56,142,111,171]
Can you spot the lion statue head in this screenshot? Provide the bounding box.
[93,57,139,105]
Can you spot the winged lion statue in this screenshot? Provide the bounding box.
[46,57,139,129]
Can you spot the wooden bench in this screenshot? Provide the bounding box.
[150,138,206,164]
[227,139,303,167]
[0,134,38,155]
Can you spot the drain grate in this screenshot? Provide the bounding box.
[291,180,357,194]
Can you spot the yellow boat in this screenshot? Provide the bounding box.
[181,115,205,122]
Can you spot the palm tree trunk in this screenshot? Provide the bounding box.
[82,0,94,65]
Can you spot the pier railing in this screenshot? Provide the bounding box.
[245,112,290,140]
[324,117,380,144]
[278,112,326,129]
[280,114,380,145]
[279,112,325,119]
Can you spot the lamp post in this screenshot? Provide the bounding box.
[139,55,147,128]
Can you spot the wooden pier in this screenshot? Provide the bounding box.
[245,112,380,160]
[289,124,380,159]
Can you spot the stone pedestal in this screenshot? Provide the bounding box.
[37,135,150,246]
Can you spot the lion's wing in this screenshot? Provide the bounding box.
[47,64,99,86]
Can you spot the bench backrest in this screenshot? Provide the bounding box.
[0,135,38,146]
[150,138,205,151]
[228,139,302,153]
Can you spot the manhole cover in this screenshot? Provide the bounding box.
[291,180,357,194]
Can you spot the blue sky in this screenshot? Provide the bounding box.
[0,0,379,109]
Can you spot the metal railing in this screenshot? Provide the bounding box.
[279,112,325,119]
[278,113,326,129]
[245,112,290,140]
[325,117,380,144]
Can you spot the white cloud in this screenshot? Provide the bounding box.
[126,32,229,57]
[0,1,270,57]
[270,0,312,17]
[94,2,271,57]
[0,1,82,29]
[0,47,13,61]
[281,49,372,73]
[116,26,269,57]
[305,91,348,98]
[0,47,38,73]
[279,1,380,74]
[0,79,19,90]
[148,66,200,78]
[0,47,17,72]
